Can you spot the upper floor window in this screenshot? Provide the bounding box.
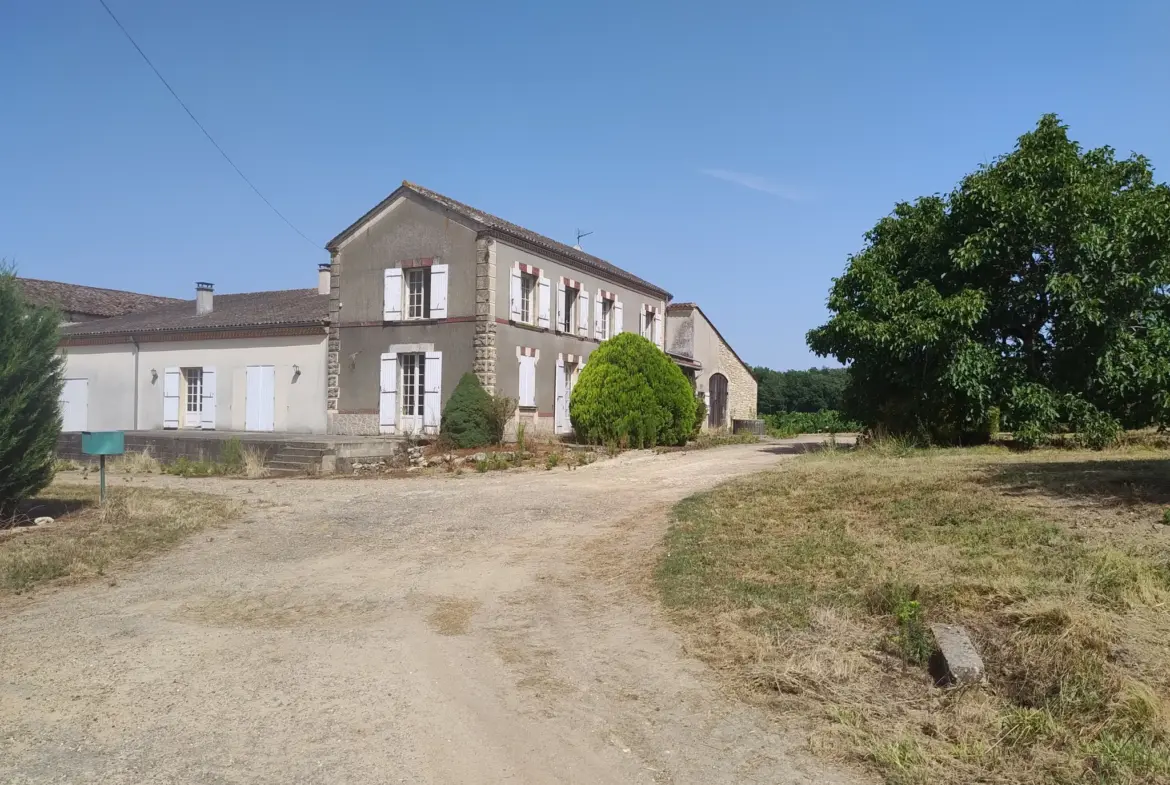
[643,309,656,344]
[601,299,615,340]
[562,285,577,333]
[405,268,431,319]
[383,262,448,321]
[519,272,537,325]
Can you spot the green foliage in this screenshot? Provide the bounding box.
[753,366,848,416]
[0,265,65,511]
[570,333,696,448]
[692,393,707,438]
[163,456,224,478]
[545,452,561,470]
[218,437,245,473]
[893,599,932,666]
[765,410,861,437]
[808,115,1170,447]
[485,393,517,446]
[440,373,494,448]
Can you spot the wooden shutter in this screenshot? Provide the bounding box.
[614,299,624,335]
[423,351,442,433]
[429,264,448,319]
[593,291,603,339]
[162,367,181,429]
[384,268,403,321]
[654,310,664,349]
[555,280,566,333]
[577,288,589,336]
[519,355,536,408]
[200,367,217,429]
[554,356,566,434]
[509,265,522,321]
[379,353,398,434]
[537,275,551,329]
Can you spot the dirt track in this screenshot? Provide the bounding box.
[1,441,861,784]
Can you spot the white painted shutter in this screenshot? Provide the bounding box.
[245,366,262,431]
[519,356,536,408]
[578,288,589,336]
[537,275,551,329]
[614,300,624,335]
[509,265,522,321]
[384,268,403,321]
[593,291,603,339]
[163,367,181,429]
[555,280,566,333]
[554,356,566,434]
[423,351,442,433]
[654,310,664,349]
[260,366,276,431]
[429,264,448,319]
[200,367,216,429]
[379,353,398,434]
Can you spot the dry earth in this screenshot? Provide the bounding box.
[1,440,863,785]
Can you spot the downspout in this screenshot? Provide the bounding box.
[131,336,140,431]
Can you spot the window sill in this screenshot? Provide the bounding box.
[518,406,537,412]
[385,318,441,326]
[509,320,547,333]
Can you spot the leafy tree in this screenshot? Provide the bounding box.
[752,366,848,415]
[570,333,696,447]
[807,115,1170,444]
[1,264,65,511]
[440,373,494,448]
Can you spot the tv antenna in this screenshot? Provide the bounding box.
[574,228,594,248]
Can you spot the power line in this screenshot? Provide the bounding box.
[96,0,318,248]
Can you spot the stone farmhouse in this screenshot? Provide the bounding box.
[51,183,756,438]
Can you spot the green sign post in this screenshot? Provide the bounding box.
[81,431,125,504]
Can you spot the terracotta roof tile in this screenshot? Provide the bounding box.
[18,278,181,317]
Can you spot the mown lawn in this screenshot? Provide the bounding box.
[1,482,240,595]
[657,445,1170,785]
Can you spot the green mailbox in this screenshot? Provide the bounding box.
[81,431,125,456]
[81,431,124,503]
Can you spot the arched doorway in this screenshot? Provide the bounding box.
[708,373,728,428]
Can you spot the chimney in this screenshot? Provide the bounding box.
[195,282,214,315]
[317,263,331,295]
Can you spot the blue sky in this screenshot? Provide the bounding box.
[3,1,1168,370]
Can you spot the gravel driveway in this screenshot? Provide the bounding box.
[1,441,859,785]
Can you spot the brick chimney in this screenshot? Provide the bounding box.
[195,282,214,315]
[317,263,331,295]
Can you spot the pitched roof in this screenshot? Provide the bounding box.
[327,182,671,299]
[62,288,329,337]
[18,277,182,318]
[665,301,753,375]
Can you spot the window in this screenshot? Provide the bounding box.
[601,299,614,340]
[520,272,537,324]
[562,286,577,333]
[183,368,203,414]
[405,268,430,319]
[400,353,426,418]
[643,310,656,344]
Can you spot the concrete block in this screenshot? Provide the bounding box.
[930,624,985,685]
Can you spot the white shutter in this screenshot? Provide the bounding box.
[614,300,624,335]
[429,264,448,319]
[379,353,398,434]
[554,356,566,434]
[163,367,180,429]
[654,310,664,349]
[384,268,403,321]
[519,355,536,408]
[537,275,551,329]
[593,291,603,340]
[509,265,522,321]
[200,367,217,429]
[423,351,442,433]
[578,288,589,336]
[555,280,566,333]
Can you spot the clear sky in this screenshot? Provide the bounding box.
[3,1,1168,370]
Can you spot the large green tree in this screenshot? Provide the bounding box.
[752,366,848,415]
[1,265,65,510]
[807,115,1170,444]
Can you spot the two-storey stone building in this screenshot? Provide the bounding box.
[324,183,672,437]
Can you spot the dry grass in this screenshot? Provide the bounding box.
[112,449,161,474]
[242,446,268,479]
[426,596,480,635]
[657,446,1170,784]
[0,482,240,595]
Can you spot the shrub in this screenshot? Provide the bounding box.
[219,438,245,473]
[0,264,65,513]
[485,393,517,445]
[766,410,861,437]
[440,373,494,448]
[570,333,696,448]
[692,393,707,438]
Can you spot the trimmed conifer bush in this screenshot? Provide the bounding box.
[440,372,494,448]
[0,265,65,512]
[570,333,696,448]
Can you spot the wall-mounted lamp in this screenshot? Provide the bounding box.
[150,369,158,383]
[292,364,301,382]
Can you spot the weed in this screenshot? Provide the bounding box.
[892,599,932,665]
[516,422,527,454]
[53,459,81,472]
[219,438,245,473]
[474,459,489,473]
[113,449,160,474]
[163,456,222,478]
[545,452,561,470]
[242,446,268,479]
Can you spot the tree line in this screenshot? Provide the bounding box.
[751,366,847,416]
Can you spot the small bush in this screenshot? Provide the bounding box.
[440,373,494,448]
[218,438,245,473]
[692,393,707,437]
[545,452,561,470]
[570,333,695,448]
[485,394,518,445]
[892,599,932,665]
[516,422,527,454]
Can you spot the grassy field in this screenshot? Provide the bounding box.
[657,444,1170,784]
[1,482,240,596]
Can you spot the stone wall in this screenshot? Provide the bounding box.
[56,432,291,466]
[718,339,758,422]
